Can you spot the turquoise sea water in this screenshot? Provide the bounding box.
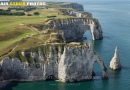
[2,1,130,90]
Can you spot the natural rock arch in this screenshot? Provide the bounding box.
[93,52,108,79]
[83,30,92,42]
[89,42,108,79]
[58,42,108,82]
[48,18,103,42]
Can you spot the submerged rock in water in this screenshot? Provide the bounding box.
[110,47,122,70]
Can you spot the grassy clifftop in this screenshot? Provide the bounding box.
[0,29,88,62]
[0,2,90,62]
[0,2,80,50]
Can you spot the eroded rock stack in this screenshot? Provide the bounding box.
[110,47,122,70]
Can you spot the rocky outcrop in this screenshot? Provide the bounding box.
[0,43,108,82]
[61,3,84,11]
[110,47,122,70]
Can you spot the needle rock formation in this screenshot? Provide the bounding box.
[110,47,122,70]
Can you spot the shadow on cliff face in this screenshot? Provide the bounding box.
[0,81,18,90]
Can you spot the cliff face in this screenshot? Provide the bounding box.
[48,18,103,42]
[58,3,102,41]
[29,3,103,42]
[58,44,108,82]
[0,43,108,82]
[30,18,103,42]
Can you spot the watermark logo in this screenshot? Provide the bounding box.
[0,1,46,6]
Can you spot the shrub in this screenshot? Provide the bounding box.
[24,8,31,12]
[14,12,25,16]
[27,14,32,16]
[0,11,25,16]
[34,12,40,15]
[47,15,56,18]
[0,9,4,11]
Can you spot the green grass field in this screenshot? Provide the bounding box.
[0,7,73,51]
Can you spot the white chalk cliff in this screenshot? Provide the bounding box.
[110,47,122,70]
[31,18,103,42]
[0,2,108,82]
[30,4,103,42]
[0,42,108,82]
[48,18,103,42]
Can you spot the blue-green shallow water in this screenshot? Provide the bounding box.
[2,1,130,90]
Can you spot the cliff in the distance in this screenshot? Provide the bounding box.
[60,3,84,11]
